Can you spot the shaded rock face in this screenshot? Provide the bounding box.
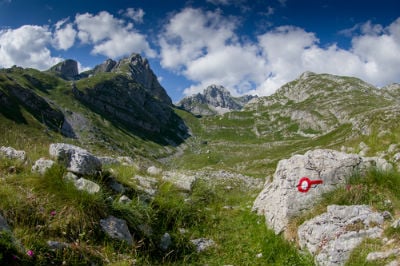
[178,84,257,116]
[49,143,101,176]
[298,205,384,266]
[72,76,189,145]
[49,59,79,80]
[253,149,363,234]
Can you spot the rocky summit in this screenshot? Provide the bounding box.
[1,59,400,266]
[178,84,257,115]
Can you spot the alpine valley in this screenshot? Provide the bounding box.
[1,53,400,265]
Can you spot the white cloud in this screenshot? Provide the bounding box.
[75,11,155,58]
[53,18,76,50]
[160,9,400,98]
[121,8,145,23]
[0,25,63,70]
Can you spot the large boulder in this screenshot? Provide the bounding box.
[49,143,101,175]
[298,205,384,266]
[253,149,363,234]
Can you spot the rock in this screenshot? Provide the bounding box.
[0,213,10,232]
[47,240,69,250]
[147,166,162,176]
[388,144,398,153]
[391,219,400,229]
[64,172,79,181]
[108,179,126,193]
[0,146,26,161]
[190,238,215,252]
[361,157,393,172]
[394,153,400,162]
[98,156,120,166]
[160,232,172,251]
[298,205,384,266]
[31,158,54,174]
[100,216,133,245]
[74,178,100,194]
[253,149,362,234]
[386,261,400,266]
[366,249,400,261]
[162,171,197,191]
[118,195,132,204]
[49,143,102,175]
[117,156,135,166]
[48,59,79,80]
[132,175,158,196]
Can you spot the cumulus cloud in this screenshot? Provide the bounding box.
[0,25,63,70]
[75,11,155,58]
[159,8,400,98]
[120,8,145,23]
[53,18,77,50]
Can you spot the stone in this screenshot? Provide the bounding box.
[160,232,172,251]
[98,156,120,166]
[64,172,79,181]
[0,213,10,232]
[47,240,69,250]
[31,158,54,174]
[147,166,162,176]
[117,156,135,166]
[362,157,393,172]
[391,219,400,229]
[298,205,384,266]
[74,178,100,194]
[388,144,398,153]
[49,143,102,175]
[132,175,158,196]
[366,249,400,261]
[118,195,132,204]
[109,179,126,193]
[190,238,215,252]
[100,216,133,245]
[253,149,363,234]
[0,146,26,161]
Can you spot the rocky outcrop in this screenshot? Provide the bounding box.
[178,85,257,116]
[100,216,133,245]
[253,149,364,234]
[49,143,101,176]
[48,59,79,80]
[298,205,384,266]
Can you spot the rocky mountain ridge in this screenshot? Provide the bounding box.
[178,84,257,116]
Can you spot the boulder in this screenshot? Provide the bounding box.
[253,149,362,234]
[0,146,26,161]
[74,178,100,194]
[31,158,55,174]
[298,205,384,266]
[100,216,133,245]
[49,143,101,175]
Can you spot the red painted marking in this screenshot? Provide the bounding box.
[297,177,323,193]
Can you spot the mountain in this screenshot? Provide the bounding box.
[0,53,189,158]
[178,84,257,116]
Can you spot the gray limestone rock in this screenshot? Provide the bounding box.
[147,166,162,176]
[74,178,100,194]
[253,149,362,234]
[100,216,133,245]
[31,158,55,174]
[190,238,215,252]
[0,146,26,161]
[49,143,102,175]
[366,249,400,262]
[298,205,384,266]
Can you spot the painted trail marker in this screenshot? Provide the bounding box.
[297,177,323,193]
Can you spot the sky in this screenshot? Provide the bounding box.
[0,0,400,102]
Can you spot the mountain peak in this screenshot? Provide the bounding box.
[48,59,79,80]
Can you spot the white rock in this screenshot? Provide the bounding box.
[31,158,54,174]
[393,153,400,162]
[118,195,132,204]
[100,216,133,245]
[388,144,398,153]
[0,146,26,161]
[0,213,10,232]
[391,219,400,229]
[367,249,400,261]
[74,178,100,194]
[298,205,384,266]
[132,175,158,195]
[147,166,162,175]
[49,143,101,175]
[253,149,362,234]
[190,238,215,252]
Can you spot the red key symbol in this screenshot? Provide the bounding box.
[297,177,323,193]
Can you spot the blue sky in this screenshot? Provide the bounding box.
[0,0,399,102]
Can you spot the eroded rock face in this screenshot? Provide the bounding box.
[298,205,384,266]
[49,143,101,175]
[253,149,363,234]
